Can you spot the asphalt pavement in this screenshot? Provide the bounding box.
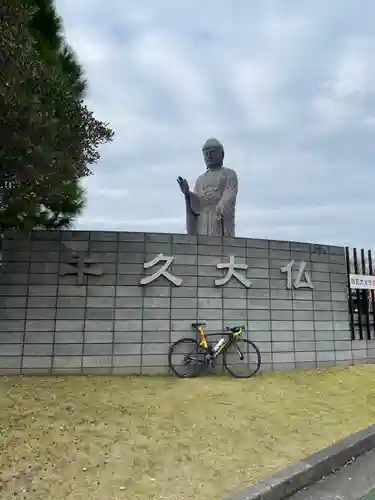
[288,449,375,500]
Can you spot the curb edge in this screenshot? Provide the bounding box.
[225,424,375,500]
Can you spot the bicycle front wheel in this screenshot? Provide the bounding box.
[223,339,261,378]
[168,337,208,378]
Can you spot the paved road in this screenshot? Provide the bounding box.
[289,449,375,500]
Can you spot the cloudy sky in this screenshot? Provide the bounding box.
[56,0,375,249]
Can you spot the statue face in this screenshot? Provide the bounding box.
[203,147,224,169]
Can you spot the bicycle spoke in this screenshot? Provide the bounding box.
[223,339,261,378]
[168,338,208,378]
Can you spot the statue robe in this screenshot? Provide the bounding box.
[185,167,238,237]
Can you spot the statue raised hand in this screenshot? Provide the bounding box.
[176,176,190,196]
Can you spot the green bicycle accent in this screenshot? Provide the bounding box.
[168,322,261,378]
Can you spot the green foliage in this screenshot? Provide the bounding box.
[0,0,114,231]
[26,0,87,98]
[36,179,87,229]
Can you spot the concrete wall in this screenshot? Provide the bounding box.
[0,230,372,375]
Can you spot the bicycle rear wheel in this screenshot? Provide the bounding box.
[223,339,261,378]
[168,337,208,378]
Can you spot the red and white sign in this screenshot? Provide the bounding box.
[349,274,375,290]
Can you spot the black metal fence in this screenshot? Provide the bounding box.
[345,247,375,340]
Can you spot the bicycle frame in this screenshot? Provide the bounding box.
[197,325,243,358]
[197,326,209,349]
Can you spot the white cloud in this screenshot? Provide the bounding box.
[56,0,375,250]
[331,37,375,98]
[311,35,375,131]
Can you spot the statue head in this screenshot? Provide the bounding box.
[202,138,224,169]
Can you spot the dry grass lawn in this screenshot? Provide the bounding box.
[1,365,375,500]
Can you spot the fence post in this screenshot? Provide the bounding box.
[353,248,364,340]
[368,250,375,340]
[345,247,356,340]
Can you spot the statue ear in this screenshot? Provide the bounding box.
[222,150,225,160]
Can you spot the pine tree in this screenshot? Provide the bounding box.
[0,1,114,231]
[27,0,87,98]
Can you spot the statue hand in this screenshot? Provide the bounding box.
[177,176,190,195]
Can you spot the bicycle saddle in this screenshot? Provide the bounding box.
[191,322,206,328]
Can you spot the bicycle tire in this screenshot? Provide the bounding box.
[168,337,207,378]
[223,338,261,378]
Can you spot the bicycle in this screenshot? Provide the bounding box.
[168,322,261,378]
